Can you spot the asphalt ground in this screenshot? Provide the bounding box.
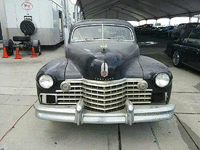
[0,36,199,150]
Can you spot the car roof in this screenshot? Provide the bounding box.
[187,23,200,24]
[74,19,134,29]
[180,28,200,38]
[190,28,200,31]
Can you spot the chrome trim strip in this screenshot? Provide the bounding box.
[132,101,151,104]
[84,103,125,111]
[83,90,124,97]
[82,94,125,101]
[83,98,125,106]
[40,93,58,104]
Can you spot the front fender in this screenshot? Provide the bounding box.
[138,55,172,80]
[138,55,173,104]
[36,57,68,96]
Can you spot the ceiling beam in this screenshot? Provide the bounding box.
[83,0,100,10]
[85,3,118,18]
[86,7,112,19]
[77,0,85,19]
[160,11,200,19]
[163,0,190,13]
[112,8,140,21]
[115,6,147,20]
[84,0,120,16]
[119,3,157,19]
[87,8,140,21]
[129,0,171,18]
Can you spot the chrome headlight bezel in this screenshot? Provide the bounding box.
[155,73,170,88]
[39,74,54,89]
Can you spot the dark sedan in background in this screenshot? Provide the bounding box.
[171,23,200,39]
[156,26,176,37]
[165,28,200,71]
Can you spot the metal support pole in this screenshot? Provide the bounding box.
[0,0,9,39]
[80,12,83,20]
[61,0,70,47]
[74,4,78,23]
[188,13,192,23]
[79,9,81,21]
[169,18,171,25]
[189,17,191,23]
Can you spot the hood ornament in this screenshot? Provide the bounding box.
[101,63,108,77]
[100,43,107,54]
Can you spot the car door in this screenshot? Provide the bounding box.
[182,30,200,68]
[188,30,200,70]
[195,39,200,70]
[177,31,191,64]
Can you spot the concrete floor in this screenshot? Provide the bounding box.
[0,36,199,150]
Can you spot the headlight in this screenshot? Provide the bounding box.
[155,73,170,88]
[39,75,54,89]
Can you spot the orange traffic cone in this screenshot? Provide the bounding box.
[30,47,38,58]
[2,47,9,58]
[15,47,22,59]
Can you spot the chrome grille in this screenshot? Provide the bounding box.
[56,78,153,112]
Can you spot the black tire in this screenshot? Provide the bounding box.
[13,36,30,42]
[3,39,14,56]
[172,51,182,67]
[33,41,41,55]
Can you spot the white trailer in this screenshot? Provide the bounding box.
[0,0,65,45]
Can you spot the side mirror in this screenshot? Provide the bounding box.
[138,41,158,47]
[138,42,143,47]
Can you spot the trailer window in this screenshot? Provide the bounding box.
[59,11,63,38]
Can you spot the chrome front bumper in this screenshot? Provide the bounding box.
[34,100,175,126]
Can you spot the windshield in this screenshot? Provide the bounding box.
[71,25,134,42]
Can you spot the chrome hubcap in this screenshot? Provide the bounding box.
[173,51,180,65]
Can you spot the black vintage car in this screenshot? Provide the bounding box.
[171,23,200,39]
[165,28,200,71]
[156,26,175,37]
[34,19,175,125]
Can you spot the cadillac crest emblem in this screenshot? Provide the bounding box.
[101,63,108,77]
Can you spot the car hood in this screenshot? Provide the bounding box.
[65,40,141,80]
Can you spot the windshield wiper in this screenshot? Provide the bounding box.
[84,38,100,41]
[106,37,124,41]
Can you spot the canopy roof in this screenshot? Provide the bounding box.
[76,0,200,21]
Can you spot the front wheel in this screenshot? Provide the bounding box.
[172,51,182,67]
